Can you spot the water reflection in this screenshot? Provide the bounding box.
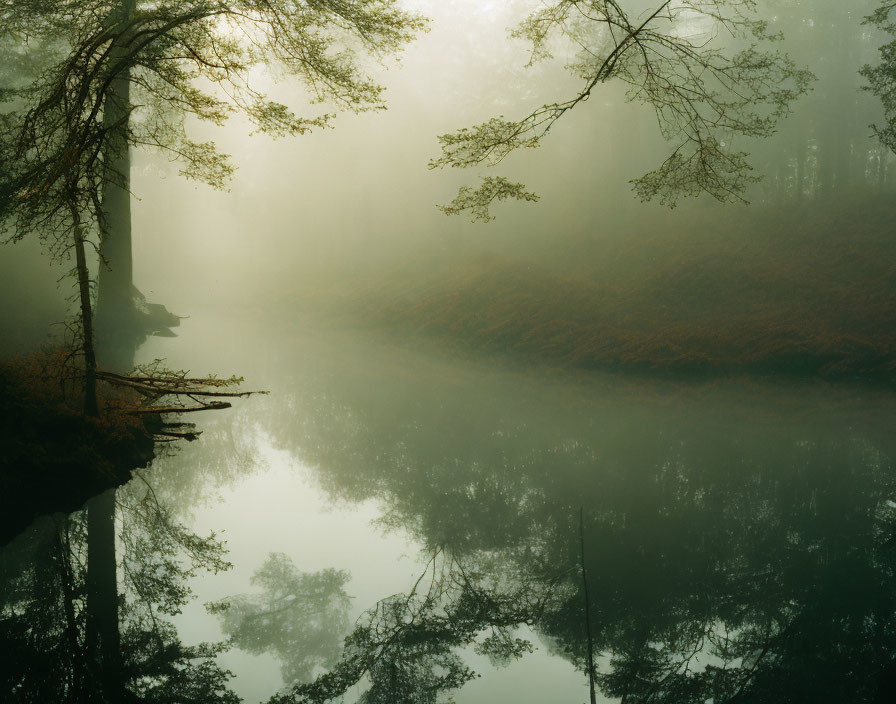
[0,489,236,702]
[251,331,896,703]
[4,323,896,702]
[212,552,350,685]
[0,471,346,702]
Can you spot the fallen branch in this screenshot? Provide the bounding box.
[96,370,267,398]
[127,402,232,415]
[155,430,202,441]
[93,361,267,443]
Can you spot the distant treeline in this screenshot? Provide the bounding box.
[754,1,895,200]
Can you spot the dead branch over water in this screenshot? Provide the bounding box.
[96,363,267,440]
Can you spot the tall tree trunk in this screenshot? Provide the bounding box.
[69,197,98,417]
[816,5,861,196]
[86,489,122,704]
[94,0,138,373]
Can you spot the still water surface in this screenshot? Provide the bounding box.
[5,306,896,702]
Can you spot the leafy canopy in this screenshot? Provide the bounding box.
[862,2,896,154]
[430,0,813,220]
[0,0,426,243]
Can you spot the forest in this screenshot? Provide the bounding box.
[1,1,896,703]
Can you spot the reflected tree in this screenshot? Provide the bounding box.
[252,346,896,702]
[0,518,89,702]
[0,473,239,703]
[211,553,351,688]
[275,550,559,704]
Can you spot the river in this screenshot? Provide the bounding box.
[5,303,896,702]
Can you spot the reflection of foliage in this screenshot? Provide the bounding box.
[274,550,565,704]
[1,474,239,703]
[116,476,238,702]
[121,475,231,616]
[211,553,351,686]
[0,0,426,248]
[0,518,88,702]
[256,337,896,702]
[124,630,238,704]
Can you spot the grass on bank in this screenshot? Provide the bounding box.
[0,350,156,544]
[304,193,896,382]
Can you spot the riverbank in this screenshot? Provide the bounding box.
[0,351,157,544]
[300,194,896,384]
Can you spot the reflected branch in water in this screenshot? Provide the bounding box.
[210,552,351,688]
[1,471,240,703]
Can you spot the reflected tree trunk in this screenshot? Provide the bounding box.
[579,507,597,704]
[86,488,122,703]
[56,518,85,701]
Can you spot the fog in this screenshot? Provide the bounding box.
[4,1,887,353]
[128,0,685,314]
[2,1,896,702]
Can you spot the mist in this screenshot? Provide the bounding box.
[2,1,896,703]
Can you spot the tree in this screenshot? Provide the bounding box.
[744,0,884,202]
[429,0,813,220]
[863,2,896,155]
[1,12,422,693]
[1,490,239,704]
[0,0,425,367]
[210,553,351,688]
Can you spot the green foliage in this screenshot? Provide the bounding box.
[0,0,426,245]
[862,2,896,154]
[436,176,539,222]
[430,0,813,219]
